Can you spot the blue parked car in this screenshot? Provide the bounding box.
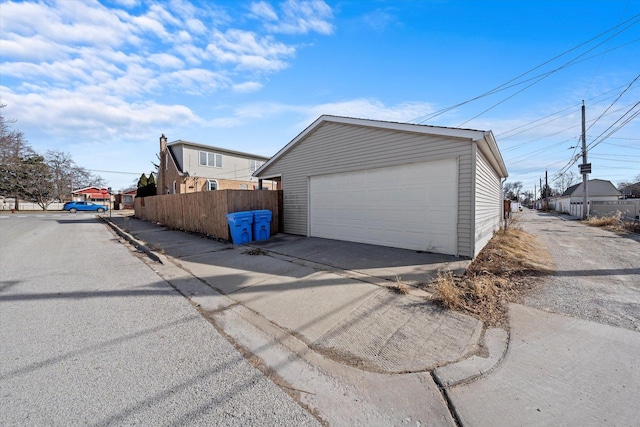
[63,201,108,213]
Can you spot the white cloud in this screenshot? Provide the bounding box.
[1,85,200,141]
[148,53,185,70]
[302,99,437,125]
[362,8,399,31]
[197,99,437,131]
[232,81,264,93]
[250,0,334,35]
[206,29,294,71]
[249,1,279,21]
[277,0,334,34]
[111,0,139,7]
[157,68,231,95]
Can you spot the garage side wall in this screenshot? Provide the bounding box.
[259,122,475,257]
[474,148,502,257]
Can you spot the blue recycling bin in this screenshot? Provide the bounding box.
[252,209,272,241]
[226,211,254,244]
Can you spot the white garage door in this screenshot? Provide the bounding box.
[309,159,458,255]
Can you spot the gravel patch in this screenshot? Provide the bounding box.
[518,210,640,331]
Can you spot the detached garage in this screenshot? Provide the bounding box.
[254,115,508,258]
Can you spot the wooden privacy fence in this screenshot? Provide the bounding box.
[134,190,283,241]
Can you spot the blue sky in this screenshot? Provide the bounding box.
[1,0,638,193]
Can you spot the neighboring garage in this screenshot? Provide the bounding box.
[254,115,508,258]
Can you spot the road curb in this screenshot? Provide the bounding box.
[100,216,163,264]
[432,327,509,387]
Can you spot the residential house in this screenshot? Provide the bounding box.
[73,187,111,203]
[253,115,508,258]
[156,135,275,195]
[114,188,137,209]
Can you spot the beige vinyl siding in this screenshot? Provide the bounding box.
[474,147,502,256]
[259,121,474,256]
[176,145,258,182]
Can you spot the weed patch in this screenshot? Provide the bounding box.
[584,212,640,233]
[392,276,410,294]
[431,228,554,327]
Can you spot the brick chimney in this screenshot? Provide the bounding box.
[159,133,167,152]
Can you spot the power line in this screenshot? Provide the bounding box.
[88,169,142,175]
[587,101,640,151]
[457,28,640,127]
[586,73,640,132]
[410,13,640,125]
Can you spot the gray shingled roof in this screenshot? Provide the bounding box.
[561,179,621,197]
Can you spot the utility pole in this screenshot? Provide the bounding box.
[581,101,589,219]
[534,184,537,208]
[540,177,543,209]
[545,169,549,209]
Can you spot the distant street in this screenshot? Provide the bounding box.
[0,214,318,426]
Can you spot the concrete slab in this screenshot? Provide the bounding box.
[254,235,470,286]
[177,248,317,295]
[448,304,640,426]
[433,328,508,387]
[154,239,232,258]
[106,217,484,377]
[252,234,346,258]
[149,256,236,313]
[214,305,456,426]
[230,271,382,343]
[108,216,168,234]
[314,289,483,372]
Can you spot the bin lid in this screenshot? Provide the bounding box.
[226,211,255,219]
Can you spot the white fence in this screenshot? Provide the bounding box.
[1,202,66,211]
[590,200,640,221]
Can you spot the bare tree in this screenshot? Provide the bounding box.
[553,171,579,194]
[19,154,55,210]
[44,150,104,201]
[0,105,35,210]
[503,181,523,201]
[618,174,640,198]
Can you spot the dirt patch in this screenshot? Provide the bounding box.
[428,227,555,327]
[243,248,267,256]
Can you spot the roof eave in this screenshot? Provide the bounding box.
[254,115,496,177]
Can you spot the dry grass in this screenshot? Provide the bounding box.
[584,212,640,233]
[392,276,410,294]
[432,228,554,327]
[585,211,622,227]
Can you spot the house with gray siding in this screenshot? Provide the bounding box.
[156,135,275,195]
[253,115,508,258]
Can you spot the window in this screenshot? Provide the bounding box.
[250,159,263,173]
[199,151,222,168]
[165,153,168,170]
[172,180,177,194]
[207,179,218,191]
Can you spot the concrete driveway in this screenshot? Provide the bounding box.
[446,209,640,426]
[109,216,481,373]
[106,214,494,425]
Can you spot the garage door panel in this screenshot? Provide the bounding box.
[310,159,458,254]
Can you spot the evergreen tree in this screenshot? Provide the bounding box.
[137,173,148,188]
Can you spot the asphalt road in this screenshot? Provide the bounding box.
[0,213,319,426]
